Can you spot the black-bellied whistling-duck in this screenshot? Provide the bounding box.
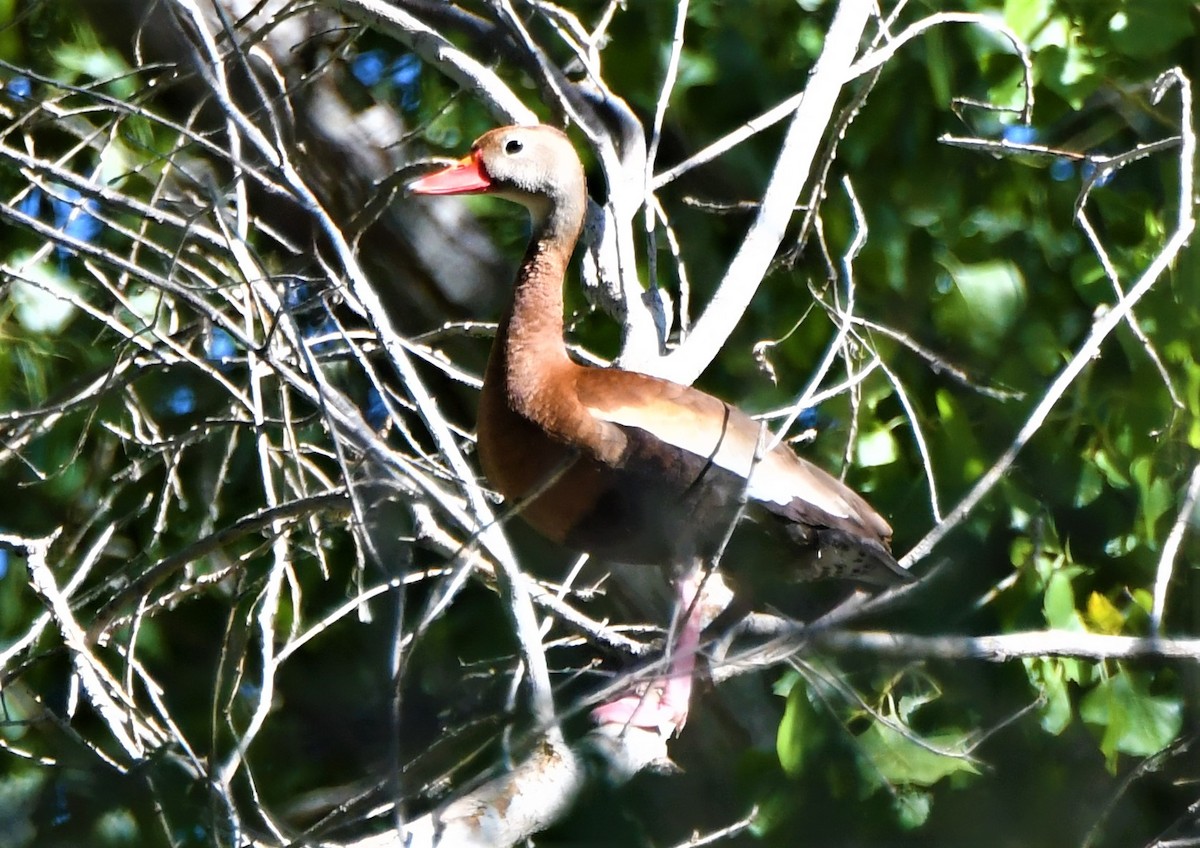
[409,125,910,733]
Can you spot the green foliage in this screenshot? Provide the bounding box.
[2,0,1199,846]
[1024,657,1075,733]
[932,258,1027,357]
[1008,531,1186,775]
[775,671,819,776]
[855,717,979,792]
[1081,668,1184,772]
[773,671,980,833]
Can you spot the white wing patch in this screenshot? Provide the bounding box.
[584,399,855,520]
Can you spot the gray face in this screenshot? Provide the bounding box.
[475,127,585,234]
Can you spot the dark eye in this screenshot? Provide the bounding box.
[504,138,523,155]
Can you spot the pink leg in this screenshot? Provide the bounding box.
[591,571,702,735]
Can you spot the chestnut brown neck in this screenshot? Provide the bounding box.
[498,237,570,368]
[488,194,585,414]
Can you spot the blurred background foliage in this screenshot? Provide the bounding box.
[0,0,1199,846]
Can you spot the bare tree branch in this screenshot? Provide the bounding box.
[652,0,873,384]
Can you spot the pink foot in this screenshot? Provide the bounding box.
[591,573,703,736]
[590,679,690,735]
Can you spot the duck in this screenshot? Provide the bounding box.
[408,124,910,734]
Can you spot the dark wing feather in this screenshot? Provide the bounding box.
[575,368,911,584]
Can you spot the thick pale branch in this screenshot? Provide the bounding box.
[804,630,1200,663]
[654,0,872,384]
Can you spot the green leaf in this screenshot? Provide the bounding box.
[1107,4,1194,58]
[8,253,81,335]
[933,258,1027,356]
[1036,43,1099,108]
[1080,671,1183,772]
[777,678,815,776]
[1010,535,1034,569]
[894,789,933,830]
[1024,657,1073,735]
[1043,571,1084,631]
[896,691,938,721]
[772,669,801,698]
[857,720,979,790]
[0,0,17,56]
[1131,456,1173,541]
[51,42,136,97]
[1004,0,1052,42]
[749,790,792,838]
[1092,449,1130,489]
[1130,589,1154,616]
[1074,463,1103,507]
[856,426,899,468]
[923,27,952,109]
[671,47,717,93]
